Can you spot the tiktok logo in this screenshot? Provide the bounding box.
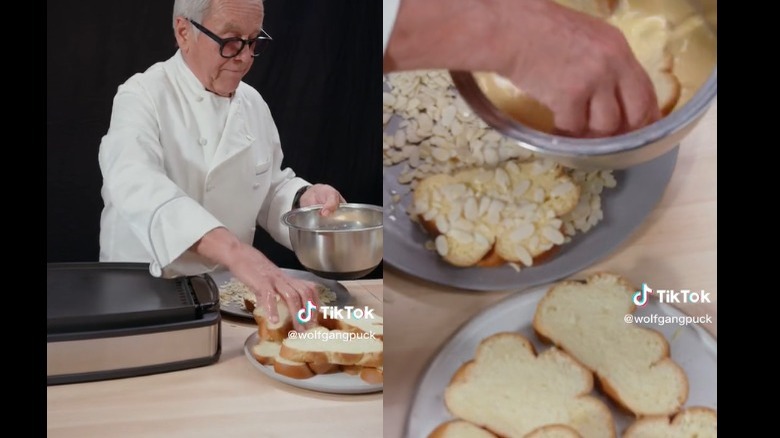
[296,300,317,324]
[632,283,653,307]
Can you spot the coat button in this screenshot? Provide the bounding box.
[199,137,207,145]
[206,183,214,191]
[196,96,204,102]
[252,182,260,189]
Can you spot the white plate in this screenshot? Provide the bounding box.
[403,283,717,437]
[210,268,353,320]
[242,331,383,394]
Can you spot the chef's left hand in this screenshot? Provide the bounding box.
[299,184,346,216]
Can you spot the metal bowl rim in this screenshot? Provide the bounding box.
[281,203,384,232]
[449,65,717,158]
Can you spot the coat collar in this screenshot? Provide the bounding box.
[168,50,253,169]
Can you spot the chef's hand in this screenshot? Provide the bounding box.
[192,227,320,332]
[299,184,346,216]
[227,244,322,332]
[384,0,661,137]
[497,0,661,136]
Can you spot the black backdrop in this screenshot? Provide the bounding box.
[47,0,383,278]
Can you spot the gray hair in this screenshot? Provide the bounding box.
[172,0,212,29]
[172,0,264,30]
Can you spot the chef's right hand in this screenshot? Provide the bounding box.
[192,227,320,332]
[227,244,321,332]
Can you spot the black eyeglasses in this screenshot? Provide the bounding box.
[189,19,272,58]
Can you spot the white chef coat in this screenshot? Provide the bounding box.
[383,0,400,54]
[98,50,310,278]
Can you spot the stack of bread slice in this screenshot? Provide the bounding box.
[430,272,717,437]
[249,299,383,383]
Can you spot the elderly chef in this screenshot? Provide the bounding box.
[97,0,343,331]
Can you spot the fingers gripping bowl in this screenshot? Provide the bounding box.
[451,0,717,169]
[282,203,383,280]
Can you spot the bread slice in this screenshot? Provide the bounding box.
[341,364,383,384]
[623,407,717,438]
[429,420,499,438]
[444,333,615,438]
[526,425,583,438]
[413,158,580,268]
[252,297,294,342]
[250,341,315,379]
[273,355,315,380]
[307,361,340,375]
[250,340,339,379]
[359,366,384,385]
[250,340,282,366]
[322,313,384,341]
[607,7,681,115]
[533,273,688,416]
[341,364,362,375]
[279,326,383,367]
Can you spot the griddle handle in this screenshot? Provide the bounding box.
[188,274,220,315]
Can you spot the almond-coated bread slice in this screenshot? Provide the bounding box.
[623,407,717,438]
[533,273,688,416]
[444,333,615,438]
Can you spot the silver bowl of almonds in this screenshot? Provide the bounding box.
[450,0,716,169]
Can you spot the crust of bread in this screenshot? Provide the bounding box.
[251,342,316,380]
[307,361,340,375]
[273,357,315,380]
[525,424,582,438]
[428,420,499,438]
[342,365,362,375]
[243,297,256,313]
[623,406,717,438]
[359,367,384,385]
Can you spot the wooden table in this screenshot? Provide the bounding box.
[383,101,717,438]
[47,279,384,438]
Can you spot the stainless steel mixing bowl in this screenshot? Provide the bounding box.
[281,203,383,280]
[450,0,717,169]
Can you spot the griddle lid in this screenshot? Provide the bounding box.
[47,262,219,334]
